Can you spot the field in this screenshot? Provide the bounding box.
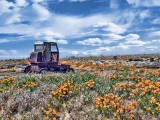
[0,54,160,120]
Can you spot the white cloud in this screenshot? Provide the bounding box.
[151,39,160,43]
[104,33,124,40]
[97,47,112,51]
[71,51,79,55]
[0,3,136,41]
[0,49,18,58]
[0,39,11,43]
[69,0,87,2]
[110,0,119,9]
[125,34,140,40]
[33,30,68,44]
[15,0,28,7]
[124,40,147,46]
[0,0,22,25]
[146,46,158,50]
[149,31,160,37]
[22,3,51,22]
[30,0,45,3]
[77,38,103,46]
[119,33,149,47]
[115,43,130,50]
[93,22,126,34]
[127,0,160,7]
[103,23,125,34]
[59,48,80,57]
[0,0,158,58]
[16,30,65,44]
[0,31,67,45]
[0,0,14,13]
[152,18,160,24]
[10,50,18,54]
[77,35,124,47]
[43,31,64,39]
[56,40,68,44]
[45,39,68,44]
[82,46,112,56]
[102,40,116,45]
[0,50,8,55]
[0,49,26,59]
[139,10,150,20]
[58,0,87,2]
[6,14,21,24]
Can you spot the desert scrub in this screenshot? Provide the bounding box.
[0,77,16,93]
[0,69,16,73]
[0,84,53,120]
[0,66,160,120]
[42,72,97,119]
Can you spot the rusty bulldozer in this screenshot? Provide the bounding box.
[24,41,74,73]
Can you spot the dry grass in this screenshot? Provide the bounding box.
[0,55,160,120]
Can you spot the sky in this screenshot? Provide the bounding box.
[0,0,160,59]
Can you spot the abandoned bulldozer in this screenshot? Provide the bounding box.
[24,41,74,73]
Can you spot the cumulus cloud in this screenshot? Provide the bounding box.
[0,49,18,58]
[122,33,149,47]
[125,34,140,40]
[56,40,68,44]
[77,38,103,46]
[139,10,150,20]
[104,34,124,40]
[59,48,79,57]
[0,13,130,40]
[40,31,64,39]
[152,18,160,24]
[82,47,111,56]
[149,31,160,37]
[124,40,147,46]
[110,0,119,9]
[93,22,126,34]
[151,39,160,43]
[0,39,11,43]
[0,39,23,44]
[58,0,87,2]
[69,0,87,2]
[22,3,51,22]
[146,46,158,50]
[30,0,45,3]
[0,0,136,42]
[15,0,28,7]
[71,51,79,55]
[127,0,160,7]
[46,39,68,44]
[115,44,130,50]
[77,36,124,46]
[10,50,18,54]
[0,50,8,55]
[0,0,158,58]
[34,31,68,44]
[6,14,21,24]
[76,33,145,47]
[0,0,14,13]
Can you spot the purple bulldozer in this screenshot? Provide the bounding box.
[24,41,74,73]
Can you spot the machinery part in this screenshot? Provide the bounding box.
[31,65,40,73]
[24,65,31,73]
[39,68,48,74]
[25,41,73,74]
[66,68,75,73]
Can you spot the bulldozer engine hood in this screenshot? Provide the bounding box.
[30,52,38,63]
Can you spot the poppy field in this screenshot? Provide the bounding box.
[0,56,160,120]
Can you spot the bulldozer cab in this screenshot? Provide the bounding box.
[30,41,59,63]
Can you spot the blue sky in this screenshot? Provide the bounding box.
[0,0,160,59]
